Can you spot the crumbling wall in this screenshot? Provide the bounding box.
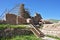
[20,4,31,19]
[6,14,27,24]
[18,16,26,24]
[6,14,17,24]
[0,28,32,38]
[5,4,43,25]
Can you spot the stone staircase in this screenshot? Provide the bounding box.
[29,24,44,38]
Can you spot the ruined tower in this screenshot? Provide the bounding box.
[20,4,31,18]
[20,4,25,17]
[34,13,42,22]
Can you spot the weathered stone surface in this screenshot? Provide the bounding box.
[33,13,42,23]
[41,22,60,38]
[0,28,32,38]
[6,14,17,24]
[6,14,27,24]
[20,4,31,18]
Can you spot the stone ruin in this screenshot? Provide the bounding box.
[0,4,53,25]
[5,4,43,25]
[6,4,53,25]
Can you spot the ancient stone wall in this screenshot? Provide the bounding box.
[34,13,42,22]
[5,4,43,25]
[6,14,27,24]
[6,14,17,24]
[0,28,32,38]
[18,16,26,24]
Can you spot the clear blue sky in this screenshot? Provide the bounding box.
[0,0,60,20]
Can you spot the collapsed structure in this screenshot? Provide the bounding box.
[0,4,52,24]
[6,4,43,25]
[5,4,45,38]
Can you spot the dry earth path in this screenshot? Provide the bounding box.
[42,36,57,40]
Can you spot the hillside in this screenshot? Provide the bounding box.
[47,19,60,23]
